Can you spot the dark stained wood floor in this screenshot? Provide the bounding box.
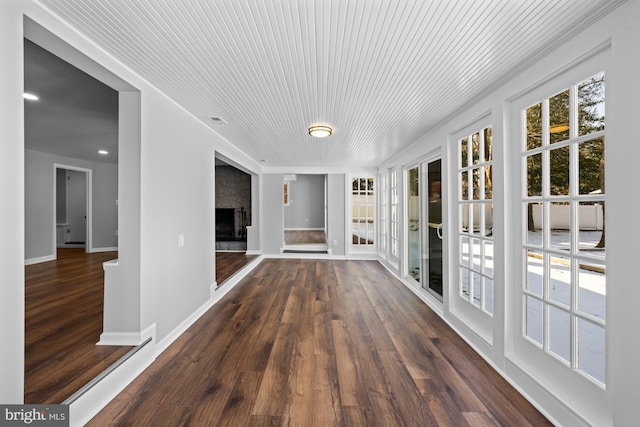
[89,259,551,426]
[24,248,132,403]
[25,249,256,403]
[284,230,326,244]
[215,252,259,285]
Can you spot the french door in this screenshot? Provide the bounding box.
[407,157,443,300]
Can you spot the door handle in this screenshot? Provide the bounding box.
[437,223,443,240]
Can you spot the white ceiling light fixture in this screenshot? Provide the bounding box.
[308,125,332,138]
[23,93,39,101]
[98,150,108,155]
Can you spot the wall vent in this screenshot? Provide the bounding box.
[209,116,226,125]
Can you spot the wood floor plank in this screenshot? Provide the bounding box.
[212,371,263,427]
[25,249,255,405]
[377,351,439,426]
[331,319,359,407]
[252,323,296,416]
[313,300,334,355]
[216,251,258,285]
[282,334,315,427]
[350,334,398,427]
[24,248,132,404]
[88,259,551,426]
[312,353,343,426]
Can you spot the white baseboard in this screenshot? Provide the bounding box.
[91,246,118,253]
[157,255,263,355]
[98,331,149,346]
[69,324,156,427]
[69,257,265,425]
[284,227,326,231]
[246,249,262,255]
[25,254,56,265]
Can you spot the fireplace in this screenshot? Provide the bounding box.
[216,208,235,239]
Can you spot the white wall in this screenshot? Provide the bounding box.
[284,174,325,229]
[0,0,26,404]
[262,174,285,254]
[327,174,346,257]
[24,149,118,261]
[138,86,218,341]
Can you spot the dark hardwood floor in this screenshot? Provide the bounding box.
[24,248,132,404]
[284,230,326,244]
[215,252,258,285]
[25,249,257,403]
[89,259,551,426]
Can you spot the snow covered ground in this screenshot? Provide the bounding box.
[358,223,606,383]
[462,231,606,383]
[525,231,605,383]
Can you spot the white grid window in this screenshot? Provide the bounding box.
[458,127,494,314]
[352,178,375,246]
[390,170,399,257]
[380,174,388,251]
[522,72,606,385]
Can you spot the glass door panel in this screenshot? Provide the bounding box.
[407,167,420,282]
[424,159,443,298]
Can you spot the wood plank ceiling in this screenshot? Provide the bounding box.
[35,0,622,167]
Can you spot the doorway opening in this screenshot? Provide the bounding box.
[23,17,139,404]
[215,156,257,284]
[55,166,90,250]
[283,174,328,253]
[406,157,443,301]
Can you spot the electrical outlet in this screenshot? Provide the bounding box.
[333,240,338,246]
[178,234,184,247]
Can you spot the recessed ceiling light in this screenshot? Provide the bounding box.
[308,125,332,138]
[23,93,39,101]
[98,150,108,155]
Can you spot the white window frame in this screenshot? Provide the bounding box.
[379,172,388,256]
[283,181,290,206]
[449,119,495,344]
[390,169,400,261]
[350,176,376,251]
[457,126,494,315]
[508,48,609,421]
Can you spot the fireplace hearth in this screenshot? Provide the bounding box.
[216,208,235,239]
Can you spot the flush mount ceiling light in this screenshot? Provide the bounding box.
[23,93,39,101]
[98,150,108,155]
[308,125,332,138]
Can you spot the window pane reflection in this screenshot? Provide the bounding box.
[579,138,604,195]
[527,154,542,197]
[550,145,570,196]
[549,306,570,363]
[550,89,570,143]
[578,318,605,383]
[526,296,543,346]
[578,72,605,136]
[526,249,543,296]
[526,102,542,150]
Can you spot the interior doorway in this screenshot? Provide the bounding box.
[55,166,90,250]
[23,18,137,404]
[283,174,328,252]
